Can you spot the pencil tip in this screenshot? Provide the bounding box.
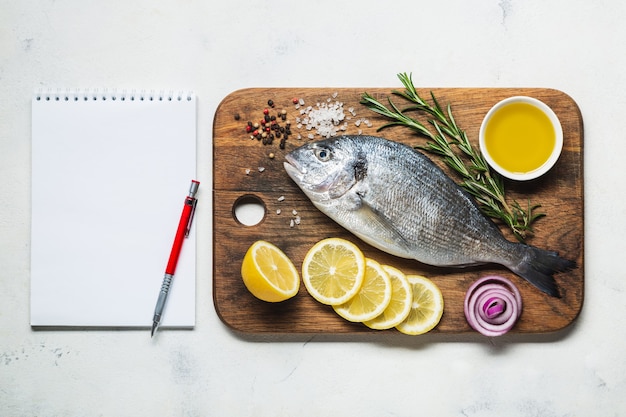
[151,322,157,337]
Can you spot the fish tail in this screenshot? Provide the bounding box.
[510,245,576,297]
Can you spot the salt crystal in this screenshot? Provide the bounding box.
[299,98,305,105]
[276,209,281,215]
[355,119,361,127]
[292,209,298,215]
[307,133,315,139]
[277,195,285,202]
[258,167,265,172]
[293,94,349,139]
[294,216,301,225]
[332,92,338,99]
[289,219,295,228]
[245,168,251,175]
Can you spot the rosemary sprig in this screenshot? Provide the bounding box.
[360,72,544,241]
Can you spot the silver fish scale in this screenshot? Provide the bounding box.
[354,136,515,266]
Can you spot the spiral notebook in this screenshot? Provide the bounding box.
[31,89,197,327]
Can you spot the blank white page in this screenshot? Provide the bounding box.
[31,90,197,327]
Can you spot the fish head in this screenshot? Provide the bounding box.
[284,137,364,204]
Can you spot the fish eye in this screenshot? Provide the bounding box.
[315,147,332,162]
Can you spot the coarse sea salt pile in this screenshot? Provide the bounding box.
[295,94,349,139]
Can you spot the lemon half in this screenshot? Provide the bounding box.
[241,240,300,302]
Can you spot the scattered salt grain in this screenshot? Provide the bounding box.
[292,209,298,216]
[289,219,295,228]
[258,167,265,173]
[277,195,285,202]
[245,168,251,175]
[276,209,282,215]
[294,216,301,225]
[298,98,305,106]
[354,117,373,128]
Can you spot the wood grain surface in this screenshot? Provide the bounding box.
[212,87,584,335]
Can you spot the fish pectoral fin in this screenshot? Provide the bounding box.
[353,201,414,258]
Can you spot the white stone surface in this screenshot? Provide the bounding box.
[1,0,625,415]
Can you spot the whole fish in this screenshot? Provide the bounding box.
[284,135,575,297]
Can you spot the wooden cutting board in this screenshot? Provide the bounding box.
[212,87,584,335]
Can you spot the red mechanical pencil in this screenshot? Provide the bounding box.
[151,180,199,337]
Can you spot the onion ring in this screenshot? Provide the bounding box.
[464,275,522,336]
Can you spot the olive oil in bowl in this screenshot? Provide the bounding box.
[479,96,563,181]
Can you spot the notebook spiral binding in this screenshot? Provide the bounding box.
[34,88,195,102]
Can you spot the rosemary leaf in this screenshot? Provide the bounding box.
[360,72,545,242]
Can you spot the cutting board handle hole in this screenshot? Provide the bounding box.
[233,194,266,226]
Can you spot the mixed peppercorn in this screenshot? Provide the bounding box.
[240,99,294,150]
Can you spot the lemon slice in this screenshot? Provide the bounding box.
[333,258,392,322]
[363,265,413,330]
[302,238,365,305]
[395,275,444,335]
[241,240,300,302]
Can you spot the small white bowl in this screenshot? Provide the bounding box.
[479,96,563,181]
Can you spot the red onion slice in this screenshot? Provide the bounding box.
[464,275,522,337]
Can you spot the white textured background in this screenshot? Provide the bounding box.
[1,1,625,416]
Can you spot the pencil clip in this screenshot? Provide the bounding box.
[185,198,198,238]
